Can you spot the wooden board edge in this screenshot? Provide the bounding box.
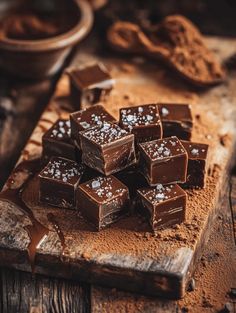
[0,245,192,299]
[180,139,236,296]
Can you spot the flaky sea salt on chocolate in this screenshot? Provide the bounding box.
[80,123,136,175]
[139,136,188,185]
[42,119,80,165]
[159,103,193,140]
[70,104,116,147]
[181,140,209,188]
[39,157,85,209]
[138,184,186,230]
[119,104,163,143]
[77,175,130,230]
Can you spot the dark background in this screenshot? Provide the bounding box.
[98,0,236,37]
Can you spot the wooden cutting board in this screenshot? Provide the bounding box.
[0,36,235,299]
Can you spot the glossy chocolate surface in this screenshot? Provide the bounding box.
[39,157,85,209]
[119,104,163,143]
[70,104,116,145]
[159,103,193,140]
[42,119,80,164]
[77,175,130,230]
[80,122,136,175]
[139,136,188,185]
[138,183,186,230]
[69,63,114,108]
[181,140,209,188]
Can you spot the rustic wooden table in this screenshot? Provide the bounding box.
[0,177,235,313]
[0,34,235,312]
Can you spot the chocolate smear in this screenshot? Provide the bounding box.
[0,159,49,273]
[47,213,66,257]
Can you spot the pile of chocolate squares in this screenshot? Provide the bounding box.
[38,64,209,231]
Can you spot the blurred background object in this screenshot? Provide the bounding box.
[0,0,93,78]
[97,0,236,37]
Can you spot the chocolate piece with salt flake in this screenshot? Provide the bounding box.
[181,140,209,188]
[39,157,85,209]
[68,63,115,109]
[138,184,186,230]
[80,122,136,176]
[42,119,80,165]
[159,103,193,140]
[70,104,116,147]
[139,136,188,186]
[119,104,163,143]
[77,176,130,230]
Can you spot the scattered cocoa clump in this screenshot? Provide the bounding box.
[220,133,231,147]
[81,252,91,260]
[107,15,226,87]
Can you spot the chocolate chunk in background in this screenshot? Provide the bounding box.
[39,157,85,209]
[159,103,193,140]
[80,122,136,176]
[42,119,81,166]
[137,183,186,230]
[70,104,117,147]
[77,175,130,231]
[68,63,115,109]
[139,136,188,186]
[181,140,209,188]
[119,104,163,144]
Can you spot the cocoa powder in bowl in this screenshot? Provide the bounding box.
[0,0,79,41]
[0,0,93,78]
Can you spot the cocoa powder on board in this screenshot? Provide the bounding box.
[107,15,226,87]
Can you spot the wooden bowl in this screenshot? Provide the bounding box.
[0,0,93,79]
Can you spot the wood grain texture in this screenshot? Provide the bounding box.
[0,36,236,299]
[1,176,235,313]
[0,268,90,313]
[230,175,236,245]
[91,285,178,313]
[0,76,55,189]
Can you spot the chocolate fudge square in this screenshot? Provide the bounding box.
[70,104,116,146]
[119,104,163,143]
[77,175,130,230]
[181,140,209,188]
[39,157,85,209]
[42,119,80,165]
[80,122,136,175]
[68,63,114,109]
[138,184,186,230]
[139,136,188,185]
[159,103,193,140]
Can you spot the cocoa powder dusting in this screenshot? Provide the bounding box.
[5,35,235,309]
[20,53,231,263]
[22,159,221,262]
[107,15,226,86]
[91,205,236,313]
